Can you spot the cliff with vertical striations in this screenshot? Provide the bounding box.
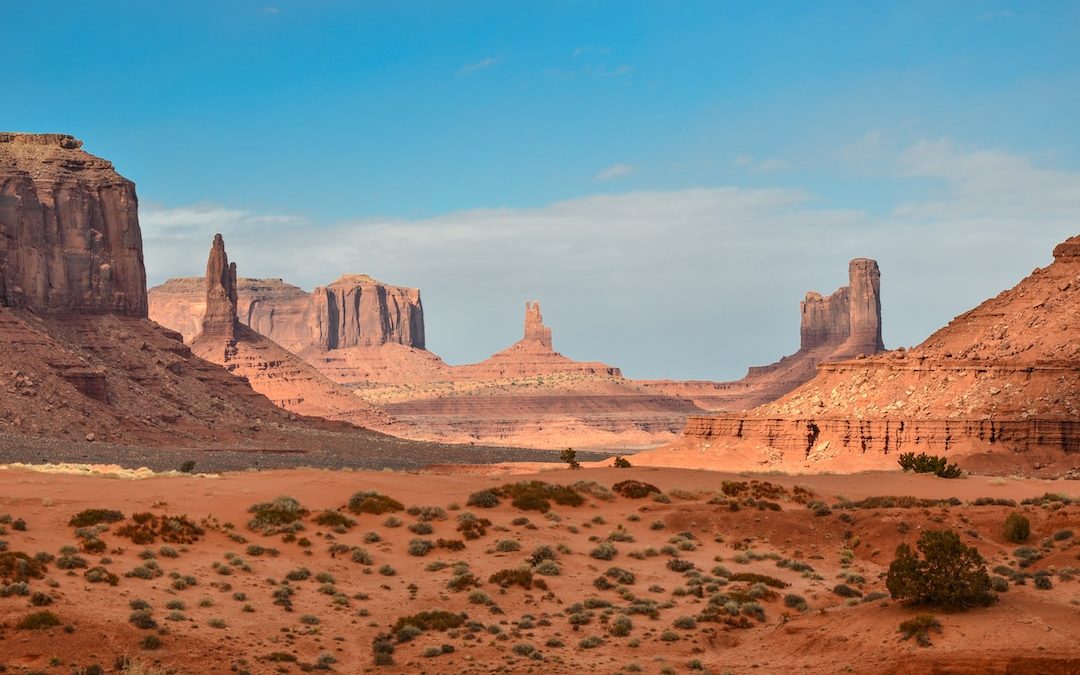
[0,133,147,317]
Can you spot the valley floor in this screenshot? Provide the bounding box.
[0,465,1077,674]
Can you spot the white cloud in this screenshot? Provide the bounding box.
[733,155,791,173]
[140,141,1078,379]
[457,57,498,76]
[595,163,636,181]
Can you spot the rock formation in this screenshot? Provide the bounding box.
[189,235,394,430]
[201,234,238,340]
[0,134,368,447]
[641,258,886,410]
[640,235,1080,475]
[0,133,146,317]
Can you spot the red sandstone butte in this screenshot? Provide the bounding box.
[638,235,1080,475]
[189,235,394,431]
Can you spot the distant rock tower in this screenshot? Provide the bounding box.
[201,234,239,340]
[799,258,883,359]
[523,301,553,350]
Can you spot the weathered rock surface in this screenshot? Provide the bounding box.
[0,133,146,317]
[189,235,394,430]
[641,236,1080,475]
[641,258,885,409]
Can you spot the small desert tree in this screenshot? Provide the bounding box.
[560,448,581,470]
[886,530,996,609]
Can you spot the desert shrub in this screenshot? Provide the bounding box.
[728,572,788,588]
[493,481,584,513]
[378,564,396,577]
[673,615,697,630]
[899,614,942,647]
[833,583,862,598]
[248,496,308,534]
[456,512,491,540]
[534,559,561,576]
[1052,529,1073,541]
[16,610,61,630]
[0,551,46,583]
[1002,512,1030,543]
[591,542,617,561]
[285,567,311,581]
[408,522,434,535]
[348,491,403,515]
[55,552,88,570]
[446,571,480,591]
[84,566,119,585]
[886,530,996,608]
[437,538,465,552]
[490,567,536,589]
[494,538,521,552]
[571,481,616,502]
[612,456,632,468]
[609,614,633,636]
[612,480,660,499]
[666,558,695,573]
[783,593,808,611]
[392,610,465,633]
[314,510,356,531]
[129,609,157,630]
[68,509,124,528]
[408,539,435,556]
[897,453,961,478]
[1034,575,1053,590]
[466,490,500,508]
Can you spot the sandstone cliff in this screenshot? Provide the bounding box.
[642,236,1080,475]
[0,133,146,317]
[189,235,394,430]
[641,258,885,409]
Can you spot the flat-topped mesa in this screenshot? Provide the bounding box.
[0,132,147,317]
[523,301,553,349]
[200,234,239,340]
[309,274,425,351]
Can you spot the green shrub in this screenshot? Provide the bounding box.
[313,510,356,531]
[590,542,617,561]
[494,481,584,513]
[886,530,996,608]
[68,509,124,528]
[349,491,404,515]
[16,610,61,630]
[783,593,807,611]
[612,480,660,499]
[897,453,961,478]
[247,496,308,534]
[466,490,500,508]
[898,614,941,647]
[560,448,581,469]
[1003,512,1030,543]
[392,610,465,633]
[489,567,536,589]
[612,456,632,468]
[728,572,788,588]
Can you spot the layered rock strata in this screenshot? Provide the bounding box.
[189,236,394,430]
[643,235,1080,474]
[0,133,146,317]
[640,258,885,410]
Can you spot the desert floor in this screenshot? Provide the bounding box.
[0,464,1078,674]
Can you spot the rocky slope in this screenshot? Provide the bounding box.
[641,235,1080,475]
[641,258,885,410]
[188,235,394,430]
[0,133,146,316]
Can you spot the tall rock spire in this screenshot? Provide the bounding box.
[201,234,238,340]
[523,301,553,350]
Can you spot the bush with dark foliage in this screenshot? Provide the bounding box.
[897,453,962,478]
[886,530,996,609]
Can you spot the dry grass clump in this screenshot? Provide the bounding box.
[899,614,942,647]
[16,610,61,630]
[727,572,788,588]
[391,610,466,633]
[347,491,404,515]
[489,567,545,590]
[456,512,491,540]
[466,490,500,508]
[0,551,46,583]
[116,512,204,545]
[313,510,356,532]
[493,481,584,513]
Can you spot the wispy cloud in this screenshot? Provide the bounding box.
[258,6,279,15]
[595,163,636,181]
[457,57,498,76]
[733,155,790,173]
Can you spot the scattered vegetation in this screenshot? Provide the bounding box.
[899,614,942,647]
[348,491,404,515]
[897,453,962,478]
[493,481,584,513]
[612,480,660,499]
[68,509,124,528]
[247,496,308,534]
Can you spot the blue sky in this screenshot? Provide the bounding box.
[8,1,1080,378]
